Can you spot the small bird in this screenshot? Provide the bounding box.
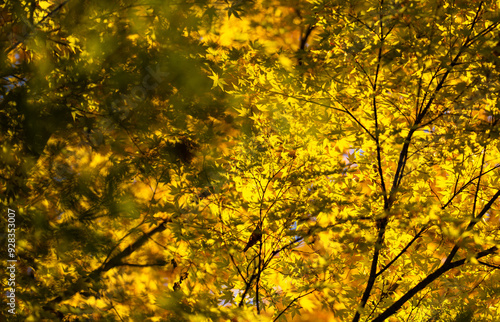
[243,225,262,252]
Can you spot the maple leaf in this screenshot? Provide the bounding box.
[208,70,227,90]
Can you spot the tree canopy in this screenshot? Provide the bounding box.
[1,0,500,321]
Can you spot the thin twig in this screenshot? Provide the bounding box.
[273,290,316,321]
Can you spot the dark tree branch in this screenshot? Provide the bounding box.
[376,226,427,277]
[391,27,471,200]
[100,218,172,272]
[297,24,315,65]
[388,0,489,207]
[300,25,315,51]
[373,246,498,321]
[43,216,175,312]
[273,290,316,322]
[444,188,500,267]
[441,164,500,209]
[477,260,500,270]
[110,300,126,322]
[5,0,70,55]
[264,237,304,268]
[262,87,376,140]
[352,3,388,320]
[355,3,491,321]
[256,239,263,313]
[101,218,148,267]
[111,261,168,268]
[230,253,247,284]
[372,187,500,321]
[471,150,487,218]
[238,271,258,307]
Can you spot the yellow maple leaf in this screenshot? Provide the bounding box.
[299,295,317,312]
[39,1,51,10]
[208,71,227,90]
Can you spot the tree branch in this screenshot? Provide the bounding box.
[443,188,500,267]
[298,24,315,65]
[43,216,174,312]
[100,218,172,272]
[376,226,427,277]
[477,260,500,270]
[5,0,70,55]
[238,271,258,307]
[441,164,500,209]
[273,290,316,322]
[300,25,315,51]
[352,3,389,320]
[111,261,168,268]
[230,253,247,284]
[373,246,497,321]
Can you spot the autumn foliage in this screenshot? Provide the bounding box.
[1,0,500,321]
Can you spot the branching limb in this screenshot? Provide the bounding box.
[471,149,487,218]
[373,246,498,321]
[5,0,70,55]
[264,236,304,268]
[101,217,149,267]
[352,2,388,320]
[376,226,427,277]
[99,218,172,272]
[230,253,247,284]
[300,25,315,51]
[43,216,175,312]
[110,299,126,322]
[444,188,500,267]
[272,290,316,322]
[297,24,315,66]
[111,261,169,268]
[263,88,376,141]
[238,271,258,307]
[441,164,500,209]
[477,260,500,269]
